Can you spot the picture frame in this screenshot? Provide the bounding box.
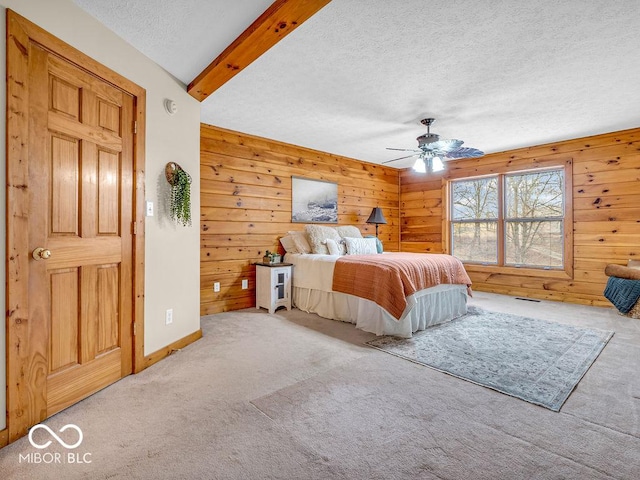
[291,176,338,223]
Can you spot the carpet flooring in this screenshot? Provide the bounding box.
[0,292,639,479]
[366,306,614,410]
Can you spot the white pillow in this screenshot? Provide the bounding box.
[279,235,299,254]
[304,225,341,255]
[324,238,345,256]
[287,231,312,254]
[336,225,363,239]
[344,237,378,255]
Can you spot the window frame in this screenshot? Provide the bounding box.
[503,168,565,268]
[450,176,500,265]
[444,160,573,280]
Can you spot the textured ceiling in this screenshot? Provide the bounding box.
[72,0,275,83]
[74,0,640,167]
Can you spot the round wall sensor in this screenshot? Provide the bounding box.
[164,99,177,115]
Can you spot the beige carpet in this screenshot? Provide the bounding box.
[1,292,639,479]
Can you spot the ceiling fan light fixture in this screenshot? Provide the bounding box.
[384,117,484,171]
[413,156,443,174]
[412,158,426,173]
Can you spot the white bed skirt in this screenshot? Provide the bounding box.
[292,284,468,338]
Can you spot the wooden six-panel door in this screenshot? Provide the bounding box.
[7,10,145,444]
[28,45,134,416]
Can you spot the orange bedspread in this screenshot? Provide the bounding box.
[332,253,472,320]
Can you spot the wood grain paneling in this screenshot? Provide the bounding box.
[97,265,120,354]
[400,127,640,306]
[49,268,80,373]
[50,75,80,119]
[98,99,121,133]
[200,124,400,315]
[50,134,80,235]
[98,149,120,234]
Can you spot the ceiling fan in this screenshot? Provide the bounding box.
[383,118,484,172]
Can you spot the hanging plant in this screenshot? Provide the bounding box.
[166,163,192,226]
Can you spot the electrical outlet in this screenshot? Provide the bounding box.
[165,308,173,325]
[146,201,154,217]
[241,279,248,289]
[213,282,220,292]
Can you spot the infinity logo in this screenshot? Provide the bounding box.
[28,424,83,450]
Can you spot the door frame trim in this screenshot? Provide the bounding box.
[5,10,146,443]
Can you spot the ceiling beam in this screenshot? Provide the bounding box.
[187,0,331,102]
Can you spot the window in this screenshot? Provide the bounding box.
[504,170,564,268]
[450,167,566,270]
[451,177,499,264]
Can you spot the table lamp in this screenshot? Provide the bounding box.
[366,207,387,238]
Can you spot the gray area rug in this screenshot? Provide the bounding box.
[367,306,614,411]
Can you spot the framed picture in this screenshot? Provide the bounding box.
[291,176,338,223]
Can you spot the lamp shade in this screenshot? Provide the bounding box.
[366,207,387,225]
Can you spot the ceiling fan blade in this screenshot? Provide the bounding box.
[382,153,421,164]
[423,139,464,152]
[385,118,481,166]
[442,147,485,159]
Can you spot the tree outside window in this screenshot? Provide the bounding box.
[504,170,564,267]
[450,167,565,269]
[451,177,498,264]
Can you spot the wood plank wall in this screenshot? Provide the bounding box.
[200,124,400,315]
[400,127,640,306]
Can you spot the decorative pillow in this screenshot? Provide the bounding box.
[364,235,384,254]
[336,225,363,239]
[279,235,299,254]
[304,224,342,255]
[628,259,640,269]
[287,230,312,254]
[344,237,378,255]
[324,238,345,256]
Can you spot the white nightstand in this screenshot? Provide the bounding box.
[255,263,293,314]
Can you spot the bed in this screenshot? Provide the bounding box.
[284,252,472,337]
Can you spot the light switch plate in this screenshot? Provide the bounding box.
[146,201,154,217]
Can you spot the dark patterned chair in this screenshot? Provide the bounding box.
[604,263,640,319]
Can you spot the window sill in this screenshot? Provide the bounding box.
[463,264,573,280]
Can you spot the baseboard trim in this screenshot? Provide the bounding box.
[0,332,203,451]
[142,329,203,370]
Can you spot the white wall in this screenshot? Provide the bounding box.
[0,0,202,432]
